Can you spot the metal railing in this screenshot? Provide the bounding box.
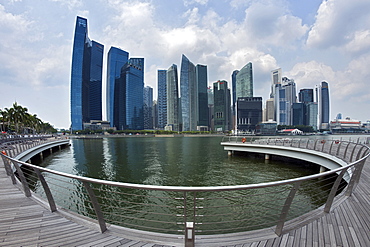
[1,136,369,246]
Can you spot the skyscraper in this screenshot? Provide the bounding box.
[106,47,129,127]
[196,64,208,129]
[166,64,180,131]
[236,97,262,133]
[299,89,314,103]
[231,70,239,111]
[180,54,197,131]
[316,81,330,130]
[213,80,231,132]
[123,58,144,130]
[270,68,282,99]
[70,16,104,131]
[157,70,167,129]
[236,62,253,99]
[143,86,153,129]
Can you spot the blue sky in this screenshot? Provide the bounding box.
[1,0,370,129]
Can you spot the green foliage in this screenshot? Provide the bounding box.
[0,102,57,134]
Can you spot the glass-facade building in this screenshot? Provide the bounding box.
[236,62,253,99]
[70,16,104,131]
[157,70,167,129]
[315,81,330,130]
[236,97,262,132]
[143,86,153,129]
[180,54,197,131]
[213,80,231,132]
[124,58,144,130]
[270,68,282,99]
[107,47,129,127]
[231,70,239,114]
[166,64,180,131]
[299,89,314,103]
[196,64,208,128]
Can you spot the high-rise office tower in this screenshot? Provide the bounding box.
[231,70,239,110]
[157,70,167,129]
[307,102,318,130]
[236,97,262,132]
[213,80,231,132]
[299,89,314,103]
[315,81,330,130]
[152,100,158,129]
[265,98,274,121]
[207,87,214,131]
[180,54,197,131]
[292,102,305,125]
[270,68,282,99]
[143,86,153,129]
[106,47,129,127]
[70,16,104,131]
[196,64,208,129]
[298,88,314,126]
[166,64,180,131]
[123,58,144,130]
[236,62,253,99]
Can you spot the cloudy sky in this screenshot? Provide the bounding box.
[1,0,370,129]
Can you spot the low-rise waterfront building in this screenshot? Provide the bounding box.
[329,117,362,133]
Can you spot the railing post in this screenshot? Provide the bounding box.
[1,155,17,184]
[345,159,366,196]
[33,168,57,212]
[313,139,318,150]
[321,140,326,152]
[11,160,31,197]
[82,181,107,233]
[184,191,195,247]
[343,142,351,161]
[275,181,302,236]
[336,140,343,157]
[324,168,347,213]
[329,140,335,155]
[349,143,359,163]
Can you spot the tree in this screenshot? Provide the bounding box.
[0,102,56,134]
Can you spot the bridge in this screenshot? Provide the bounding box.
[1,136,370,246]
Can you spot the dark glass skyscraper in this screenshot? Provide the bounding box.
[167,64,180,131]
[299,89,314,103]
[231,70,239,111]
[157,70,167,129]
[107,47,129,127]
[316,81,330,129]
[180,54,197,131]
[124,58,144,130]
[236,97,262,132]
[143,86,153,129]
[196,64,208,128]
[213,80,231,132]
[70,16,104,131]
[236,62,253,99]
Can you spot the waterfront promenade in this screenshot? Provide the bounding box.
[1,139,370,246]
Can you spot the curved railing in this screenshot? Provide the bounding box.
[1,136,369,246]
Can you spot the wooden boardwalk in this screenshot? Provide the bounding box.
[1,149,370,246]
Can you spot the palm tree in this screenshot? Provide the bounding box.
[1,102,57,134]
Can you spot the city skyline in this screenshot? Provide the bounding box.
[1,0,370,129]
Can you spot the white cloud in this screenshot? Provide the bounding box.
[50,0,83,10]
[307,0,370,51]
[344,30,370,56]
[184,0,208,7]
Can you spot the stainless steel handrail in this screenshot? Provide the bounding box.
[1,136,369,247]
